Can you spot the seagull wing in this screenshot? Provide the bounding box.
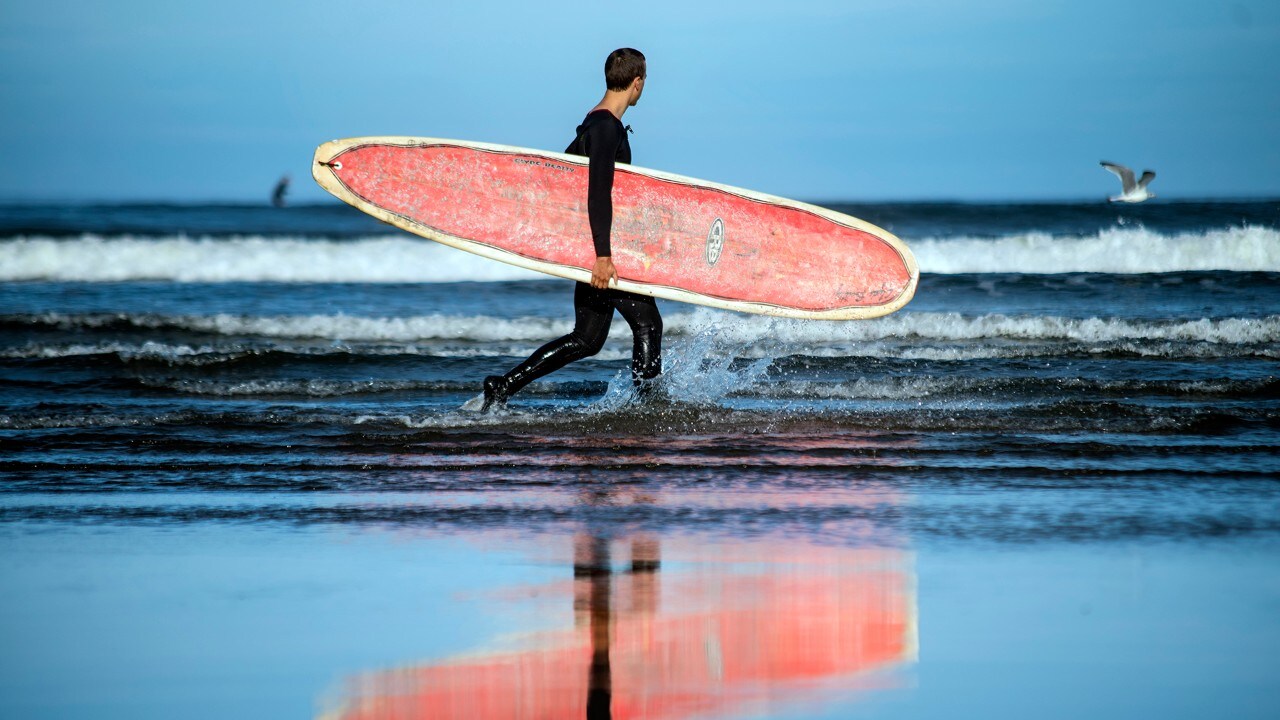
[1137,170,1156,189]
[1100,161,1137,192]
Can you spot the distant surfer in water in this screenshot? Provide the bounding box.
[483,48,661,412]
[271,175,290,208]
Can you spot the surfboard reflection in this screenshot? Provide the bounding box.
[322,532,916,719]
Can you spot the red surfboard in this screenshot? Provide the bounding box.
[313,137,917,320]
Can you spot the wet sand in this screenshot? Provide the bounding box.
[1,515,1277,719]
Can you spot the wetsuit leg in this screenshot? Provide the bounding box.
[612,292,662,387]
[483,283,613,410]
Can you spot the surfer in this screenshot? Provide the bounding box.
[483,48,660,411]
[271,175,290,208]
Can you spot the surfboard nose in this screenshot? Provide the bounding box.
[314,140,347,165]
[312,140,352,192]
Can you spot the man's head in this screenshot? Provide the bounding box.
[605,48,646,106]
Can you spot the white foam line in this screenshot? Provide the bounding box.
[912,225,1280,274]
[12,309,1280,346]
[1,225,1277,282]
[0,234,542,282]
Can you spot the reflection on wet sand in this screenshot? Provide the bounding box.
[322,531,915,719]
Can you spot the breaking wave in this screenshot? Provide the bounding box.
[2,225,1277,282]
[912,225,1279,274]
[0,234,541,283]
[7,310,1277,345]
[6,310,1278,365]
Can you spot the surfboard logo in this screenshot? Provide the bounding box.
[706,218,725,266]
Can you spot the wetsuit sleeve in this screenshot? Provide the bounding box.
[585,119,621,257]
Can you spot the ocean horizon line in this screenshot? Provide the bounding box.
[0,195,1277,208]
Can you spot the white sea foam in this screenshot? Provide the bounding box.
[0,337,635,363]
[752,378,962,400]
[20,311,574,342]
[741,376,1271,401]
[2,225,1277,282]
[179,312,572,342]
[15,309,1280,347]
[912,225,1280,274]
[664,308,1280,346]
[0,341,231,361]
[0,234,542,283]
[150,378,456,397]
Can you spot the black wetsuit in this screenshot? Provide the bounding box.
[483,110,663,408]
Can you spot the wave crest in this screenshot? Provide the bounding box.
[913,225,1279,274]
[2,225,1277,282]
[0,234,541,283]
[9,310,1278,344]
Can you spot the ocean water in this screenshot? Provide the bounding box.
[1,199,1278,719]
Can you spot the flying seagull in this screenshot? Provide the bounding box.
[1100,161,1156,203]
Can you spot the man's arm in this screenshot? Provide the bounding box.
[586,118,620,288]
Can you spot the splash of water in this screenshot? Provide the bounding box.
[595,309,778,411]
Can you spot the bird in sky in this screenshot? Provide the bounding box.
[1100,161,1156,203]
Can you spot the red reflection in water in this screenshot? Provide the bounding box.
[325,534,914,720]
[359,430,918,471]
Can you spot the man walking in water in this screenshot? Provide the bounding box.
[482,48,661,412]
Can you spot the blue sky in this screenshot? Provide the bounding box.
[1,0,1276,202]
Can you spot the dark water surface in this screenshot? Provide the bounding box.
[1,200,1278,718]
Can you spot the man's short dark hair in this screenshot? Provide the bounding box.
[605,48,646,91]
